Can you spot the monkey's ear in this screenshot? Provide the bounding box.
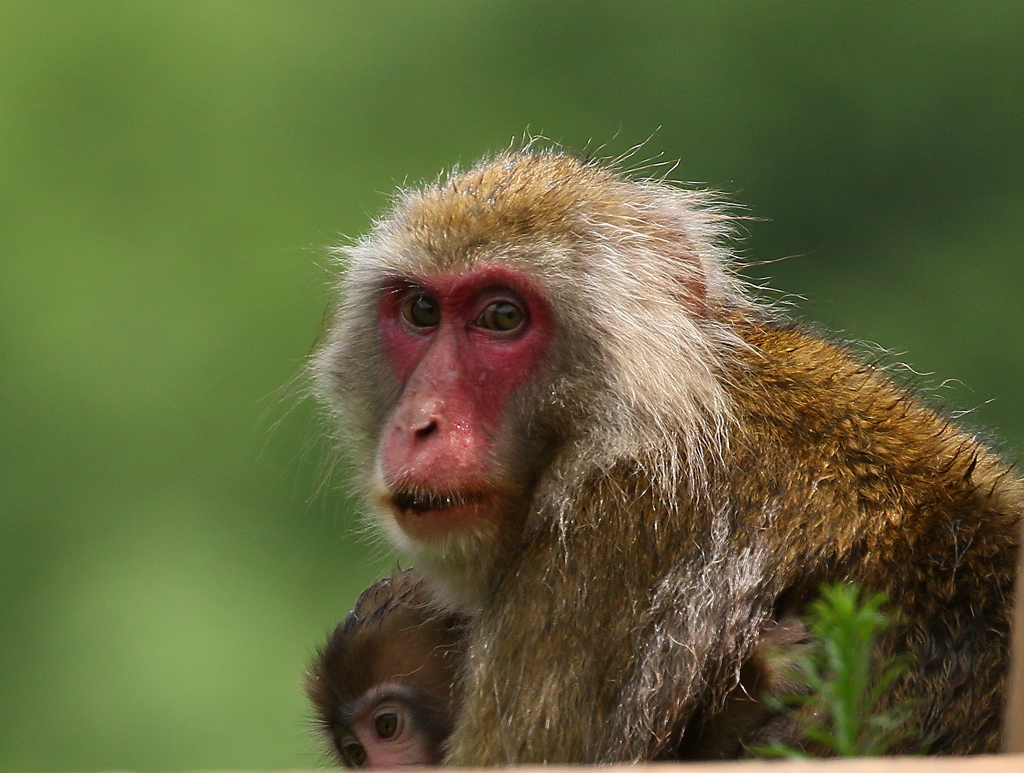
[671,260,709,317]
[619,212,710,317]
[634,232,708,318]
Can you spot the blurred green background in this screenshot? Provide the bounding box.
[1,3,1022,770]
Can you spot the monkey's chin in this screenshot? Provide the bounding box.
[388,492,495,543]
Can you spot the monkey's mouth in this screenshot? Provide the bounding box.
[391,490,484,514]
[387,488,495,541]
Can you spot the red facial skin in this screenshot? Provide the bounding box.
[377,266,553,542]
[340,693,435,769]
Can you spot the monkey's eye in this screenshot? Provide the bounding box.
[374,711,399,739]
[401,294,441,327]
[476,300,525,332]
[341,741,367,768]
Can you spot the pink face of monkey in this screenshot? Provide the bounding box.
[375,265,554,545]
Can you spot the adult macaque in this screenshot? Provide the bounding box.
[314,148,1022,762]
[306,570,467,768]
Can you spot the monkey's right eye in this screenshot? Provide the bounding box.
[342,741,367,768]
[401,294,441,327]
[375,711,399,738]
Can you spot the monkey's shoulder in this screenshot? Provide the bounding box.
[726,318,1022,535]
[734,319,896,399]
[733,318,978,446]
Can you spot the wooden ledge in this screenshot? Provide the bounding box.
[585,756,1024,772]
[260,758,1024,773]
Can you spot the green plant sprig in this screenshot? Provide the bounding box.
[756,583,915,758]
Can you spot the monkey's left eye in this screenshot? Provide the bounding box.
[476,301,525,332]
[402,294,441,327]
[341,741,367,768]
[374,711,399,738]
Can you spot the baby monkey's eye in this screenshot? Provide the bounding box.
[342,741,367,768]
[476,301,524,332]
[375,712,399,738]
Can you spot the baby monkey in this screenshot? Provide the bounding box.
[306,570,468,768]
[308,569,809,765]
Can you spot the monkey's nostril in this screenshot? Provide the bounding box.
[414,420,438,439]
